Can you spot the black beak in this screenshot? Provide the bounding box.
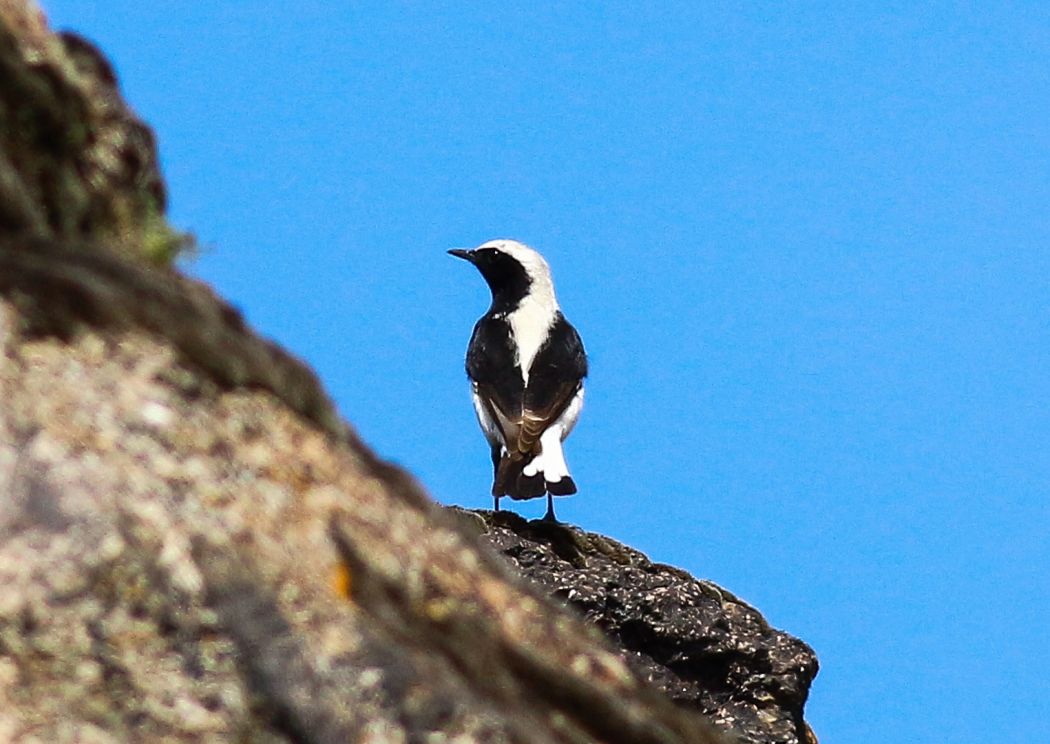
[447,248,475,262]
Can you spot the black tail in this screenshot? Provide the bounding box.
[546,475,577,496]
[492,454,578,500]
[493,453,546,500]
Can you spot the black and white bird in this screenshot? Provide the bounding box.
[449,239,587,521]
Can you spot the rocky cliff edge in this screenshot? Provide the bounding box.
[0,3,817,742]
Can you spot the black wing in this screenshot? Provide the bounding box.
[465,315,524,421]
[518,313,587,454]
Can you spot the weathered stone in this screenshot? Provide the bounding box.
[0,294,728,743]
[0,3,817,742]
[0,0,185,260]
[458,509,819,744]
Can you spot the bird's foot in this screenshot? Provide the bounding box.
[541,494,558,523]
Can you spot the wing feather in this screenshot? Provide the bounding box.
[467,313,586,459]
[517,380,582,454]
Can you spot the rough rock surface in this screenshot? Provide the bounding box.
[0,3,818,743]
[456,509,819,744]
[0,0,181,261]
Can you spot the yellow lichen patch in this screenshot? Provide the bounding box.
[422,597,459,623]
[329,562,353,600]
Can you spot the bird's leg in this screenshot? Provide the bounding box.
[542,493,558,522]
[490,444,502,513]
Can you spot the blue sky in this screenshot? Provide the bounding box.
[43,3,1049,742]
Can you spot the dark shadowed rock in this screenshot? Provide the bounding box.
[454,509,820,744]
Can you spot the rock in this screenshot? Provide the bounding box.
[0,255,729,744]
[0,4,729,742]
[0,3,816,742]
[0,0,184,260]
[457,509,819,744]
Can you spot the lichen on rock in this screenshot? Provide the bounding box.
[0,0,188,262]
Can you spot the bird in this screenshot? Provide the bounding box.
[449,239,587,522]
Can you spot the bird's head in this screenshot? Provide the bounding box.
[448,239,557,311]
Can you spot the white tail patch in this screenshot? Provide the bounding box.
[523,455,542,478]
[521,386,585,482]
[538,429,569,482]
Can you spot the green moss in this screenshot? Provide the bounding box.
[140,210,195,265]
